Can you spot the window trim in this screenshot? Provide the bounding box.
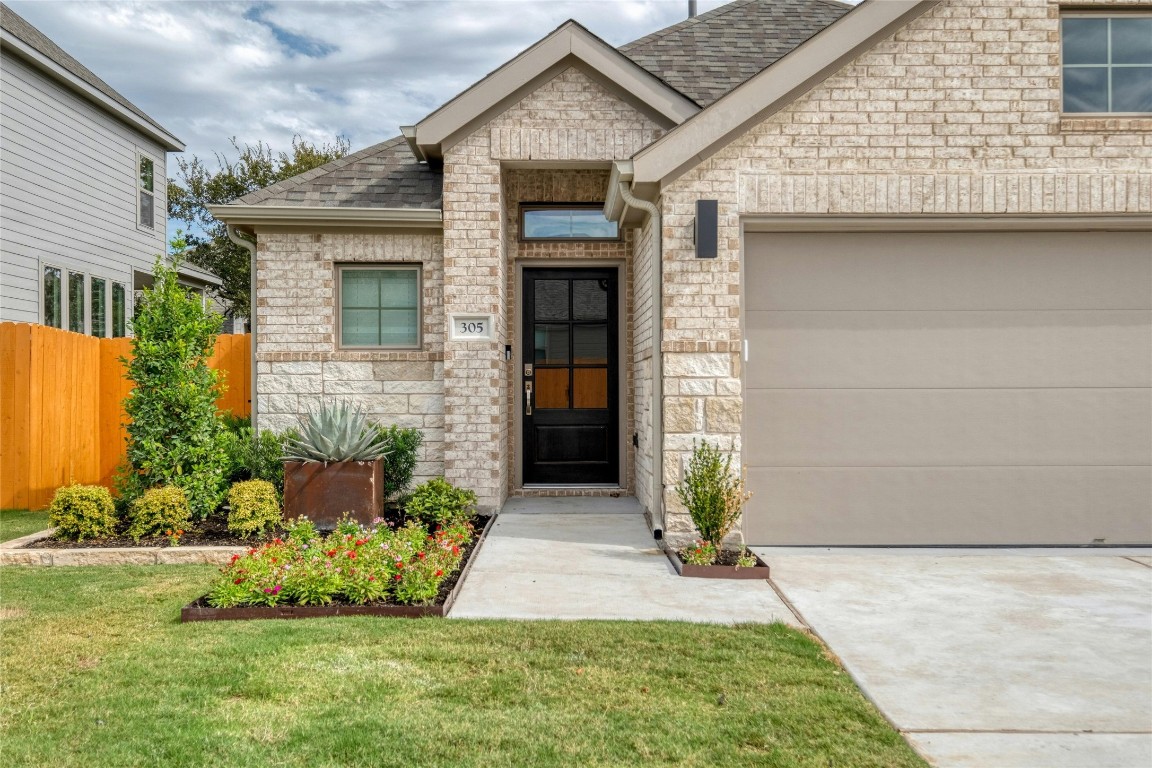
[1061,11,1152,116]
[335,264,423,350]
[519,203,622,243]
[137,150,159,231]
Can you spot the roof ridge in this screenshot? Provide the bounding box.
[238,136,408,205]
[619,0,757,53]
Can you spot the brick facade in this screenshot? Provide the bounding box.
[656,0,1152,536]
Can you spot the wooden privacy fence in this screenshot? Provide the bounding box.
[0,323,250,510]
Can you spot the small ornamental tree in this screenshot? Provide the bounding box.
[122,249,229,519]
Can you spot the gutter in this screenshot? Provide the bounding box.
[609,163,664,539]
[207,205,443,230]
[225,225,259,436]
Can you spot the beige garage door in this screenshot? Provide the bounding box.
[742,230,1152,546]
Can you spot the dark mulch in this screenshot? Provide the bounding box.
[677,548,758,567]
[26,506,464,550]
[183,515,491,611]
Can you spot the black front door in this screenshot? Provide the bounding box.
[522,268,618,484]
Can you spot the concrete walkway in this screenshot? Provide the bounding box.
[450,498,797,624]
[755,548,1152,768]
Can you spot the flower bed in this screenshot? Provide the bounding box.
[182,515,492,621]
[662,540,771,580]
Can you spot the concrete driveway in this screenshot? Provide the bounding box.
[754,548,1152,768]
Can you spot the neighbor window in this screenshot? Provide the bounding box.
[521,205,619,241]
[91,277,107,337]
[1063,15,1152,113]
[43,265,62,328]
[68,271,85,333]
[338,266,420,348]
[139,155,155,228]
[112,282,127,337]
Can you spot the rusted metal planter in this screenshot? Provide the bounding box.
[283,459,383,530]
[180,515,494,622]
[662,541,771,580]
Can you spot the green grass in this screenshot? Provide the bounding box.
[0,566,927,768]
[0,509,50,543]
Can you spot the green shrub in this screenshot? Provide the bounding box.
[377,425,422,501]
[222,416,291,496]
[48,484,118,541]
[226,480,281,538]
[126,486,192,543]
[122,253,229,519]
[405,477,477,528]
[674,440,751,556]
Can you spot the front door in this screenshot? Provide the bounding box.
[522,268,618,484]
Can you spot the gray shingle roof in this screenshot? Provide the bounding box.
[235,136,442,208]
[0,2,174,138]
[620,0,852,107]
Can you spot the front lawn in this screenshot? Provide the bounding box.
[0,509,50,543]
[0,566,926,767]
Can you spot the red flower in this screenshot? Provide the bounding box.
[451,546,460,556]
[435,570,443,577]
[347,551,357,559]
[396,561,403,569]
[394,574,402,581]
[417,552,425,560]
[273,538,282,545]
[368,576,375,582]
[326,549,337,558]
[230,554,241,563]
[234,578,243,585]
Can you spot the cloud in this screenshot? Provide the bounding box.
[7,0,732,164]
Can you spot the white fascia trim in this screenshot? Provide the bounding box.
[207,205,444,231]
[0,31,185,152]
[412,21,698,157]
[630,0,938,191]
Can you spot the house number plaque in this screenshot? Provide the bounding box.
[449,314,494,341]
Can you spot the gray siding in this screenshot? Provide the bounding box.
[0,52,168,325]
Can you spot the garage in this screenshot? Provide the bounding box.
[742,228,1152,546]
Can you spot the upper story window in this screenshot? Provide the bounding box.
[139,155,155,228]
[521,205,619,241]
[337,265,421,349]
[1062,15,1152,113]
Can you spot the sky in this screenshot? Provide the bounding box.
[8,0,736,187]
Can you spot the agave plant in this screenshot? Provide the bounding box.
[283,401,391,463]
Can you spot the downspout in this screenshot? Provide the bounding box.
[616,181,664,540]
[225,224,258,435]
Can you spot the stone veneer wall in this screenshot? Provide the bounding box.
[442,66,666,510]
[253,231,446,486]
[502,168,636,496]
[655,0,1152,536]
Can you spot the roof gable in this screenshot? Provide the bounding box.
[621,0,939,196]
[408,20,699,164]
[620,0,852,107]
[0,2,182,150]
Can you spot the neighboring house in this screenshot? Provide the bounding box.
[0,3,217,336]
[213,0,1152,546]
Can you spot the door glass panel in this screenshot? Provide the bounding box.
[533,324,569,365]
[535,368,569,409]
[573,368,608,409]
[572,279,607,320]
[534,280,568,320]
[573,324,608,364]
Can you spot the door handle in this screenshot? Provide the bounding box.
[524,381,533,416]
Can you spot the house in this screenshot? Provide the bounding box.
[0,3,218,336]
[212,0,1152,546]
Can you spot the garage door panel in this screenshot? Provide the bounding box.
[746,310,1152,389]
[745,389,1151,467]
[747,233,1152,312]
[743,466,1152,546]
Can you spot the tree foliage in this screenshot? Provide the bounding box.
[121,250,229,519]
[167,136,350,319]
